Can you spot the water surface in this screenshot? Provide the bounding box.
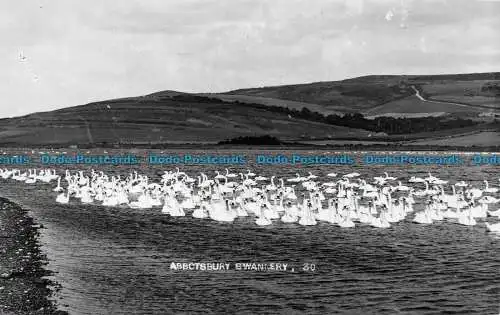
[1,149,499,314]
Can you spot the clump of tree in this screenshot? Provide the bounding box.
[170,93,479,135]
[323,113,477,134]
[280,107,477,135]
[218,135,282,145]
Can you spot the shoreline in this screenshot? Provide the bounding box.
[0,144,499,152]
[0,197,67,315]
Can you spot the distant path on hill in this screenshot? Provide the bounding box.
[410,86,497,111]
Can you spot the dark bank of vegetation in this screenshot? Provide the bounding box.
[170,94,480,135]
[1,140,498,151]
[218,135,283,145]
[292,110,478,134]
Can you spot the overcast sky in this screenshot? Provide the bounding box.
[0,0,499,118]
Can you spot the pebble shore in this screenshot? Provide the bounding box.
[0,197,67,314]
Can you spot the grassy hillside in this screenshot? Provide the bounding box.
[221,72,500,114]
[0,94,370,147]
[363,95,487,116]
[198,93,344,116]
[225,77,410,113]
[420,81,499,108]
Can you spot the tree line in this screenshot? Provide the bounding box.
[239,102,477,135]
[170,94,478,135]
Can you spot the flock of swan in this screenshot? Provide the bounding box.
[0,168,500,233]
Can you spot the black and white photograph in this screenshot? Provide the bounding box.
[0,0,499,314]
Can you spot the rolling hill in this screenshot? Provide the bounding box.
[215,72,499,116]
[0,94,370,147]
[0,72,498,148]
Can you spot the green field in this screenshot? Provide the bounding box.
[363,95,487,115]
[420,80,499,108]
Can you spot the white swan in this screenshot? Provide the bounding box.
[192,201,209,219]
[53,177,64,192]
[371,210,391,228]
[485,222,500,233]
[168,197,186,217]
[298,201,317,226]
[457,209,476,226]
[338,214,355,228]
[487,209,500,217]
[225,168,238,178]
[255,204,272,226]
[209,199,236,222]
[281,201,298,223]
[483,180,499,193]
[56,190,70,204]
[413,203,433,224]
[395,181,410,191]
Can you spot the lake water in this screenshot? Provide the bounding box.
[0,149,499,314]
